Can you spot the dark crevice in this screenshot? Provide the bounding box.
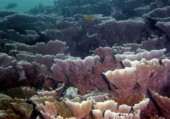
[101,74,111,91]
[147,89,163,117]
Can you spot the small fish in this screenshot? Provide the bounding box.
[84,15,94,20]
[5,3,18,10]
[53,28,60,33]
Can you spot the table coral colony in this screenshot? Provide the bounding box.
[1,0,170,119]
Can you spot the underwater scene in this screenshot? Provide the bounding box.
[0,0,170,118]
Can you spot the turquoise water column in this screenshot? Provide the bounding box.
[0,0,54,12]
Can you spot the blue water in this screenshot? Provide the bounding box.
[0,0,54,12]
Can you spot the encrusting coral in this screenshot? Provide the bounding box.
[51,55,113,94]
[148,89,170,119]
[7,39,67,55]
[114,48,166,62]
[36,101,58,119]
[0,41,170,118]
[92,96,149,119]
[104,56,170,98]
[65,100,92,119]
[28,93,150,119]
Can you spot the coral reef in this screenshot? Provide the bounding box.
[0,44,169,118]
[0,0,170,118]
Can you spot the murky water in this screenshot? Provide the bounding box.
[0,0,54,12]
